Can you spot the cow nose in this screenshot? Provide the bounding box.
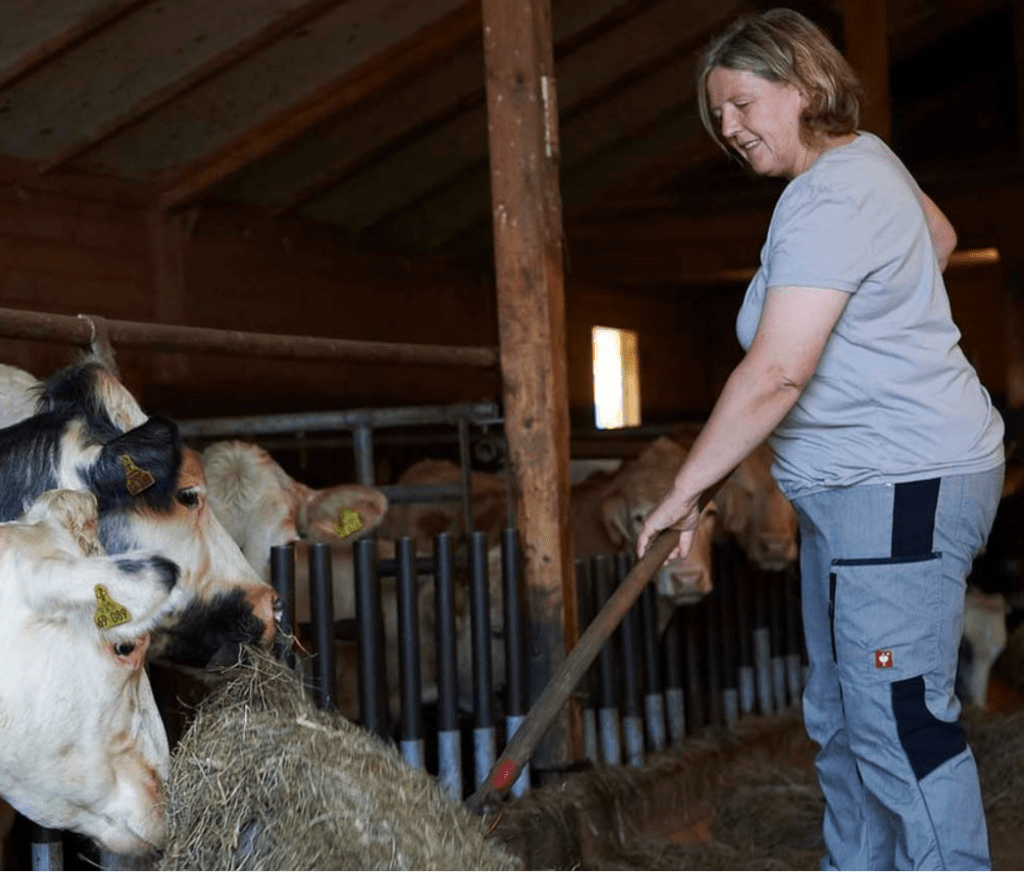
[250,585,279,647]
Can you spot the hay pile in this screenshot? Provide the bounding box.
[144,648,520,871]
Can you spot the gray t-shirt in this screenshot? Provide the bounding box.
[736,131,1004,499]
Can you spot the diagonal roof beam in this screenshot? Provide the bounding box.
[38,0,347,175]
[0,0,151,92]
[271,0,666,217]
[156,0,481,213]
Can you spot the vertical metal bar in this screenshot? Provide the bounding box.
[703,590,723,727]
[638,583,667,754]
[270,544,296,667]
[753,569,774,716]
[351,424,375,487]
[30,824,63,871]
[354,537,387,736]
[785,566,805,705]
[576,558,600,763]
[735,552,756,715]
[308,542,336,710]
[592,554,621,765]
[662,610,686,749]
[683,605,705,736]
[717,541,739,729]
[396,536,425,768]
[470,531,495,787]
[770,570,789,712]
[615,552,644,766]
[433,532,462,800]
[502,527,529,795]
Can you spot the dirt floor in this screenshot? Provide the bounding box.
[490,675,1024,871]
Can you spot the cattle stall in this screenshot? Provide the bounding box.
[2,308,810,870]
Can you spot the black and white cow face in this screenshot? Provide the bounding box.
[0,489,177,854]
[0,361,279,667]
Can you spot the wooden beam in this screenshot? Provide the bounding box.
[843,0,891,141]
[481,0,576,767]
[156,0,481,212]
[38,0,346,174]
[0,0,150,92]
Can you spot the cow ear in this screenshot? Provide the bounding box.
[302,486,389,543]
[88,416,182,512]
[599,492,632,551]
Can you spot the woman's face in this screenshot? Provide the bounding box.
[706,66,813,179]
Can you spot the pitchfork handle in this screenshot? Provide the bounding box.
[466,526,678,812]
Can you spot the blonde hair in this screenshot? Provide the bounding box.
[697,8,864,155]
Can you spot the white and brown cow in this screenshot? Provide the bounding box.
[570,436,720,633]
[200,439,389,625]
[0,489,177,854]
[0,360,278,667]
[201,444,507,717]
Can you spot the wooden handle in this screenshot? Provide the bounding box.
[466,527,678,811]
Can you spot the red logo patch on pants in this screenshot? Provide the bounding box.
[875,649,893,669]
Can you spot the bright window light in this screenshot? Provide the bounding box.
[592,326,641,430]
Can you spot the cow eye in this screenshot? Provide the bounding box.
[114,641,136,657]
[177,487,201,509]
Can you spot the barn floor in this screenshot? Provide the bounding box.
[490,677,1024,871]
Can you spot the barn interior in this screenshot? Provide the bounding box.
[3,0,1024,868]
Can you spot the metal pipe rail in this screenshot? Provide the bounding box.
[175,401,501,439]
[0,306,499,368]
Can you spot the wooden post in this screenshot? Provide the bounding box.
[481,0,577,772]
[843,0,891,142]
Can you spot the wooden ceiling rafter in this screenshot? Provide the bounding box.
[155,0,483,213]
[271,85,483,218]
[37,0,348,175]
[269,0,673,223]
[0,0,151,92]
[367,3,745,250]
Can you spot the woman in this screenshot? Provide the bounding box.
[636,9,1004,871]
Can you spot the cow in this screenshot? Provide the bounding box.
[0,489,177,855]
[569,436,720,634]
[200,443,507,718]
[0,360,278,667]
[714,441,799,570]
[957,587,1010,709]
[200,439,389,624]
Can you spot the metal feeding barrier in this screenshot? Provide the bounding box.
[267,526,805,810]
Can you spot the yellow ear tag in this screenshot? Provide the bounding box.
[120,454,155,496]
[333,508,363,539]
[94,584,131,630]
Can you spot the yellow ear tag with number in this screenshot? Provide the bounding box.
[94,584,131,630]
[333,508,363,539]
[120,454,155,496]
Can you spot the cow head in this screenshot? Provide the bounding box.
[716,442,799,570]
[569,437,718,632]
[0,361,279,668]
[0,490,177,854]
[200,440,389,623]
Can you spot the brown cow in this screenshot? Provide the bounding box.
[570,436,720,633]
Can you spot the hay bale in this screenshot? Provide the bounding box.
[144,648,520,871]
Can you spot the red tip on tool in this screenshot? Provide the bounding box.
[492,760,516,789]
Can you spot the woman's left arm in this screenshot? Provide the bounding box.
[917,189,957,271]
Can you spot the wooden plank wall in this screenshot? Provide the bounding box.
[0,161,1009,435]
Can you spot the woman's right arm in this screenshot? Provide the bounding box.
[636,283,849,562]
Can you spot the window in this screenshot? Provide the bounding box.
[592,326,640,430]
